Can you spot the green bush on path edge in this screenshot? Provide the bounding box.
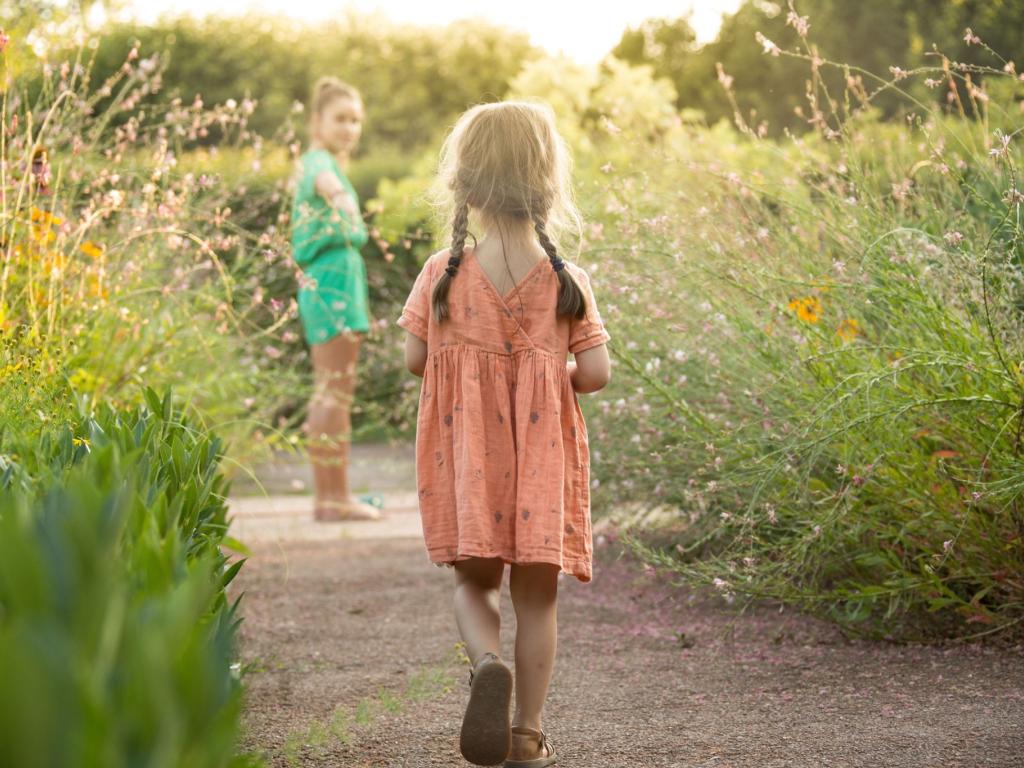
[0,388,261,768]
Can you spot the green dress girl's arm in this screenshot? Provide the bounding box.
[290,151,368,268]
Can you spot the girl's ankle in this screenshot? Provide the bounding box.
[511,721,542,734]
[509,726,547,760]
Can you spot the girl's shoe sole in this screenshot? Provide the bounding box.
[459,659,513,766]
[503,750,557,768]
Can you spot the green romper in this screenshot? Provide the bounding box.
[291,148,371,345]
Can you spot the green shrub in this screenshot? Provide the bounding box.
[0,390,257,767]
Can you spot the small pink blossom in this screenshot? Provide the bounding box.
[944,231,964,246]
[963,28,981,45]
[786,11,810,37]
[1004,188,1024,206]
[263,345,283,360]
[989,132,1011,159]
[716,62,734,90]
[0,29,9,53]
[755,31,781,57]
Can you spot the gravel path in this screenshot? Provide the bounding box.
[229,450,1024,768]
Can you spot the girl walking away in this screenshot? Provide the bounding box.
[397,101,612,767]
[291,77,381,522]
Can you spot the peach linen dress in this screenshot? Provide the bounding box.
[397,246,611,583]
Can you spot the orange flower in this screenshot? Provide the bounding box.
[30,225,57,245]
[30,207,62,226]
[787,296,823,324]
[80,241,105,259]
[835,318,861,342]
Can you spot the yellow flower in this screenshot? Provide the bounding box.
[68,368,98,393]
[787,296,823,324]
[836,318,861,342]
[29,207,61,226]
[72,436,91,448]
[30,225,57,245]
[87,277,109,300]
[42,251,68,275]
[80,241,105,259]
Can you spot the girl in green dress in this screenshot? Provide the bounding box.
[291,77,381,522]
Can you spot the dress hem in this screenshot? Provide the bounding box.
[427,548,592,584]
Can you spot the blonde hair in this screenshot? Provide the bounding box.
[310,76,361,115]
[430,100,586,322]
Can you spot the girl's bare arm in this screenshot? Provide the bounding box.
[568,344,611,393]
[405,332,428,377]
[314,171,359,220]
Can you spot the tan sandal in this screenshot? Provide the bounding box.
[460,652,513,766]
[504,726,557,767]
[312,498,383,522]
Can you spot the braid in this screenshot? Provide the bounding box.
[432,199,471,322]
[534,216,586,319]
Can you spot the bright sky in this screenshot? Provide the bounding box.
[118,0,744,64]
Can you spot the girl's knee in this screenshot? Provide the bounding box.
[509,563,559,604]
[454,557,505,591]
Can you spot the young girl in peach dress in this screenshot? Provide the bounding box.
[398,101,612,767]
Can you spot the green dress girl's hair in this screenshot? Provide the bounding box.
[310,76,361,114]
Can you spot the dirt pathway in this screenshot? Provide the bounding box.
[229,447,1023,768]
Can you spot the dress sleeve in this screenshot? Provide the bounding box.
[297,150,335,202]
[296,151,368,247]
[396,254,435,342]
[568,265,612,355]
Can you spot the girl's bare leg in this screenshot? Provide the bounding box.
[453,557,506,666]
[304,330,379,519]
[508,562,559,743]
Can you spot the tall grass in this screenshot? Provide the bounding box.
[579,22,1024,639]
[0,32,303,466]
